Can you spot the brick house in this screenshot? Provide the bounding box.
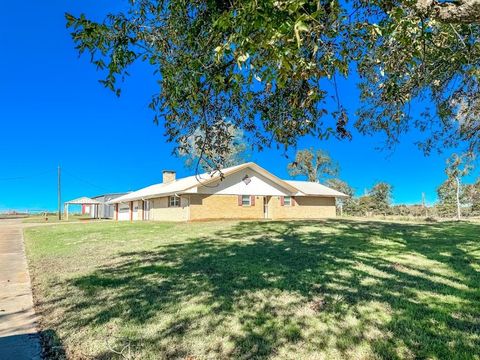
[108,162,347,221]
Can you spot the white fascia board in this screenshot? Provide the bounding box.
[183,187,198,194]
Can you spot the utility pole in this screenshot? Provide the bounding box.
[58,165,62,221]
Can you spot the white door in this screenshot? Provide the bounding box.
[263,196,269,219]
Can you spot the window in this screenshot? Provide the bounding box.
[241,195,251,206]
[169,196,180,207]
[284,196,292,206]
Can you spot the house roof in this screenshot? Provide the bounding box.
[91,192,129,199]
[108,162,348,203]
[64,196,102,205]
[285,181,348,198]
[192,162,300,193]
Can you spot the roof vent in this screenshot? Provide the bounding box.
[162,170,176,183]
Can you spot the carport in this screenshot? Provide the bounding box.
[63,197,102,220]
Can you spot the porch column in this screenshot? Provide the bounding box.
[114,204,118,221]
[129,201,133,222]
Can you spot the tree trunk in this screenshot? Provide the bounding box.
[416,0,480,23]
[456,176,461,220]
[311,166,318,183]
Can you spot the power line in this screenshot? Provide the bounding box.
[0,167,109,190]
[62,169,109,191]
[0,169,54,181]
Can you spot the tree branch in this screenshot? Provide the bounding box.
[417,0,480,23]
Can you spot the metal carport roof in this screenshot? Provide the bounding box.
[64,196,102,205]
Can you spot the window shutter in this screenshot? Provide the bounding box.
[292,197,295,206]
[167,197,170,207]
[251,195,255,206]
[238,195,242,206]
[280,196,285,206]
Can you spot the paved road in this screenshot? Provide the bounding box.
[0,219,41,359]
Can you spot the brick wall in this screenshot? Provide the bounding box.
[150,196,189,221]
[142,194,336,221]
[269,196,336,219]
[189,194,264,220]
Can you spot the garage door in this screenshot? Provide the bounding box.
[118,204,130,221]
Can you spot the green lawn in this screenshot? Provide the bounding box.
[22,213,96,224]
[24,219,480,359]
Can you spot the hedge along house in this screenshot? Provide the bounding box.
[107,162,348,222]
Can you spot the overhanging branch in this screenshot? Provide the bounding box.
[416,0,480,23]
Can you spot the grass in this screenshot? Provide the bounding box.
[24,219,480,359]
[22,214,101,224]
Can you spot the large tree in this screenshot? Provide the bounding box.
[358,182,393,216]
[178,122,248,171]
[436,179,459,217]
[288,148,338,182]
[325,178,356,215]
[370,182,393,215]
[437,153,473,219]
[66,0,480,169]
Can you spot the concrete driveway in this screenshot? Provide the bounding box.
[0,219,41,359]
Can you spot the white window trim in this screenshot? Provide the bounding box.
[284,196,292,206]
[241,195,251,207]
[169,196,180,207]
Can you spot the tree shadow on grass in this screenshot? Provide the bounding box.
[51,219,479,359]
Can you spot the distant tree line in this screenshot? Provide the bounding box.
[329,181,395,217]
[288,148,479,219]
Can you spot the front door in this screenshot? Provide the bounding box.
[263,196,270,219]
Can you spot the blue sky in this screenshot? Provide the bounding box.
[0,1,476,211]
